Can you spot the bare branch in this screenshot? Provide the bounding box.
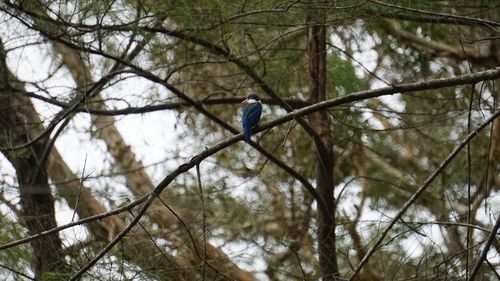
[195,164,207,280]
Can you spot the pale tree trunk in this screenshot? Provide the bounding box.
[307,12,339,280]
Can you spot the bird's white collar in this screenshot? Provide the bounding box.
[245,98,261,104]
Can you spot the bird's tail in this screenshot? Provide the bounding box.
[244,126,251,142]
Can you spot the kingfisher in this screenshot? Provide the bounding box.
[241,93,262,142]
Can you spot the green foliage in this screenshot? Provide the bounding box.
[328,51,361,96]
[0,215,32,278]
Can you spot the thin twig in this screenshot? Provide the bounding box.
[327,42,394,87]
[196,163,207,280]
[0,263,35,280]
[485,259,500,280]
[127,210,177,270]
[483,83,497,213]
[280,116,296,149]
[71,154,88,222]
[293,249,308,281]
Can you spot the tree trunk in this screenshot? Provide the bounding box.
[307,15,339,280]
[0,41,65,279]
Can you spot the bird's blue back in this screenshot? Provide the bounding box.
[242,102,262,142]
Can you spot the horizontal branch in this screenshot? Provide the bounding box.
[261,67,500,131]
[20,91,310,115]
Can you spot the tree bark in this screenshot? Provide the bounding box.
[0,41,66,279]
[307,14,339,280]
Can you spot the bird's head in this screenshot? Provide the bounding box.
[242,93,261,104]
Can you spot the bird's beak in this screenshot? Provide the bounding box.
[241,98,248,104]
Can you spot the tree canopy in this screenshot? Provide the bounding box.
[0,0,499,280]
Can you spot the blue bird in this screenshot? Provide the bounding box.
[241,93,262,142]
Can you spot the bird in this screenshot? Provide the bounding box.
[241,93,262,142]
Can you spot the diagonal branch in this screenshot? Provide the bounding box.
[468,214,500,280]
[347,110,500,280]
